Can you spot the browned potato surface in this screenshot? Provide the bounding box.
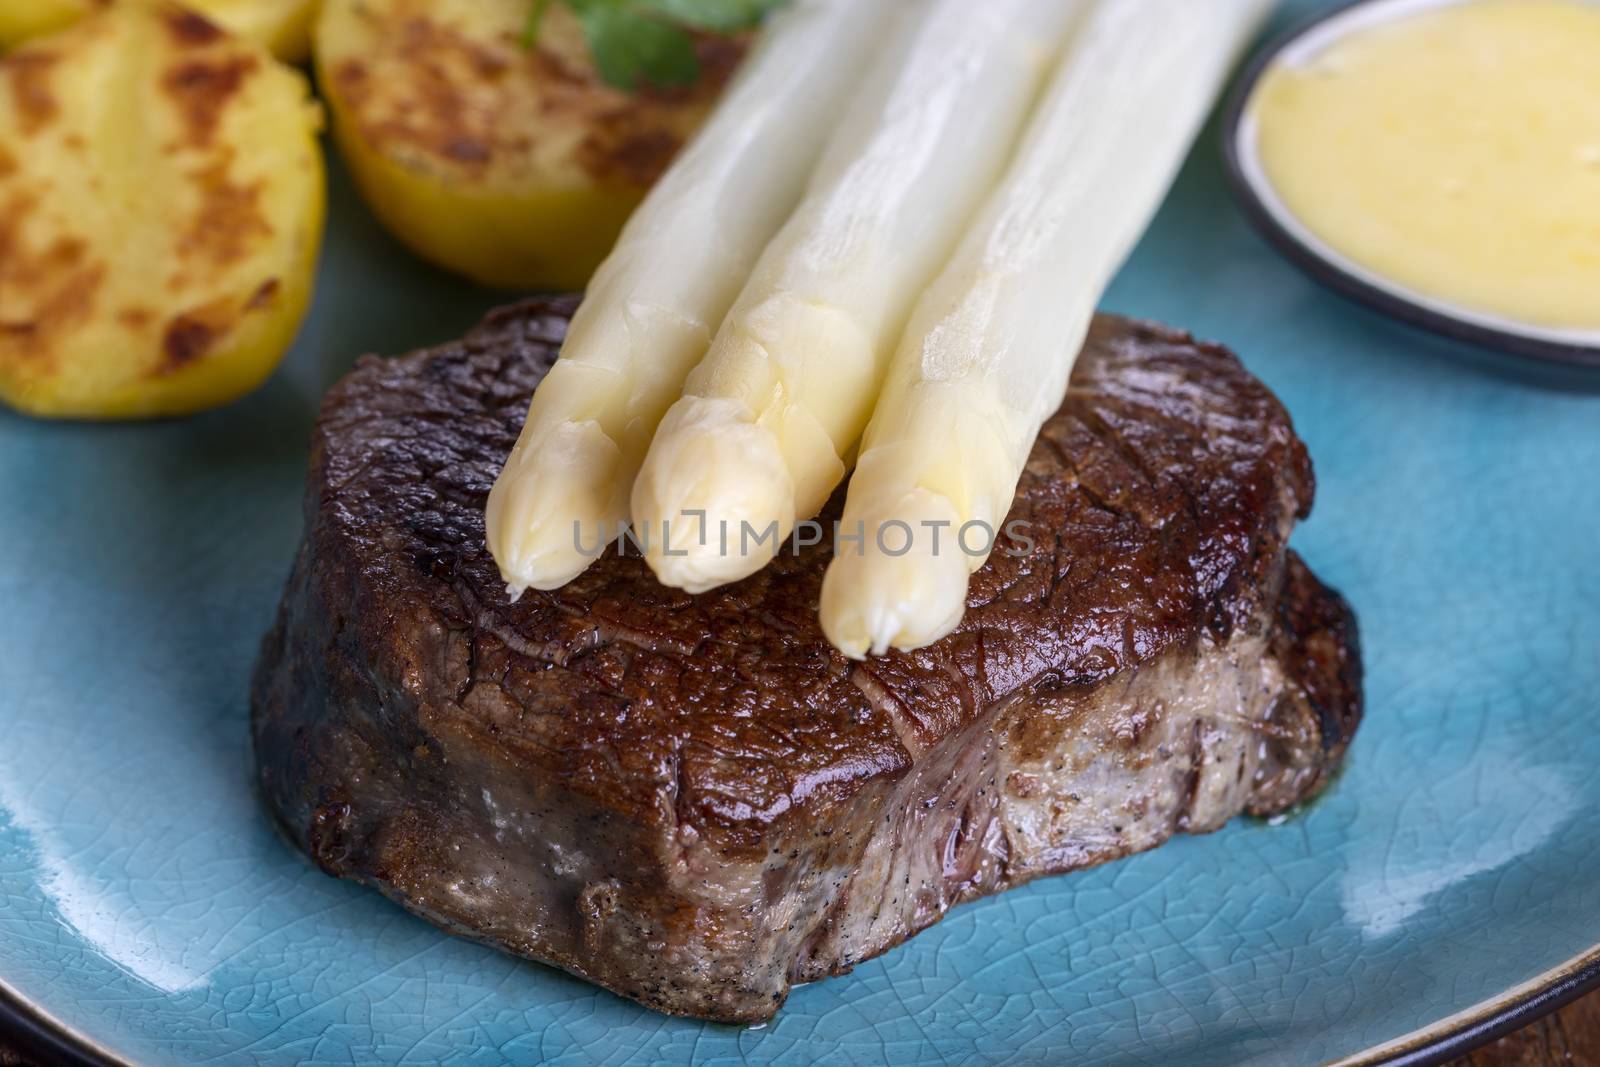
[316,0,744,290]
[0,2,324,418]
[1,0,318,62]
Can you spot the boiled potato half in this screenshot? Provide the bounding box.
[316,0,743,291]
[0,0,319,63]
[0,1,324,418]
[0,0,85,54]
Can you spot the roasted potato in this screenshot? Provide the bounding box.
[0,0,319,62]
[190,0,318,62]
[0,0,85,54]
[0,2,324,418]
[315,0,743,291]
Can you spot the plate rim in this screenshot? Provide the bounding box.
[1220,0,1600,370]
[0,977,131,1067]
[4,943,1599,1066]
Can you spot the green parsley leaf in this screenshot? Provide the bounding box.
[527,0,788,91]
[636,0,787,33]
[580,5,702,89]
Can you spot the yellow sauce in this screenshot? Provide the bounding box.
[1252,0,1600,331]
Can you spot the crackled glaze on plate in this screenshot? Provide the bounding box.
[2,2,1598,1062]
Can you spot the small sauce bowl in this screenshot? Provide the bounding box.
[1223,0,1600,368]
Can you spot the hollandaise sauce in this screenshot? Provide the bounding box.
[1250,0,1600,333]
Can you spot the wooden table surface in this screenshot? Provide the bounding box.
[1450,991,1600,1065]
[3,990,1598,1066]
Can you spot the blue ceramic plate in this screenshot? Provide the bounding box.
[3,3,1598,1063]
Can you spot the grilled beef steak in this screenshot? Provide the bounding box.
[252,297,1361,1023]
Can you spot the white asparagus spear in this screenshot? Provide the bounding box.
[630,0,1088,594]
[821,0,1277,658]
[485,0,902,597]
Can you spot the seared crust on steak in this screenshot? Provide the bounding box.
[251,297,1361,1022]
